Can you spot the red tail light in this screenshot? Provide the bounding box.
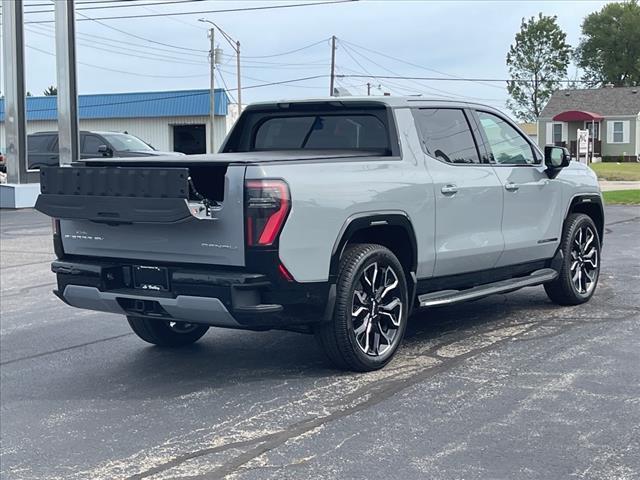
[245,179,290,246]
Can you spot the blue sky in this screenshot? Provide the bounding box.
[9,0,611,113]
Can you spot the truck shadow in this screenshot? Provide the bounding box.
[39,288,583,402]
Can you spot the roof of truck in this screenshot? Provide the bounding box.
[245,96,499,110]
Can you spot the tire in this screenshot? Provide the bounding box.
[127,316,209,347]
[544,213,601,306]
[315,244,409,372]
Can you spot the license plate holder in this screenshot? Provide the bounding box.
[133,265,169,291]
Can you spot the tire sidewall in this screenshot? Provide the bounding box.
[563,215,601,301]
[339,247,409,369]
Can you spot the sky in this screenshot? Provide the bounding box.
[2,0,613,115]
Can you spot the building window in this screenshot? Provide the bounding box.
[585,122,600,140]
[613,122,624,143]
[552,123,563,143]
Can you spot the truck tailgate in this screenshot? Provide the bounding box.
[36,164,246,267]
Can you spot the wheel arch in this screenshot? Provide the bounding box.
[566,194,605,244]
[329,212,418,287]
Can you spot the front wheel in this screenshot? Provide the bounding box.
[545,213,601,305]
[315,244,409,372]
[127,316,209,347]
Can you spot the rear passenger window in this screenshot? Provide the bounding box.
[414,108,480,164]
[27,135,55,153]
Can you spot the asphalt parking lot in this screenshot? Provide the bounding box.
[1,206,638,480]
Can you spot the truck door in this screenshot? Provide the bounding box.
[473,110,563,266]
[413,107,505,277]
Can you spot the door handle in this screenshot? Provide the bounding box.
[441,184,458,195]
[504,182,520,192]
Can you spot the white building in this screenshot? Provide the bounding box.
[0,88,230,155]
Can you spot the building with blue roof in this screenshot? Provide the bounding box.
[0,88,231,155]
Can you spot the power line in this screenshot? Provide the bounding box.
[337,42,507,103]
[29,23,206,59]
[71,10,208,52]
[19,76,331,114]
[241,38,330,59]
[340,38,507,91]
[26,44,208,78]
[338,74,587,84]
[25,26,206,66]
[24,0,210,14]
[24,0,358,24]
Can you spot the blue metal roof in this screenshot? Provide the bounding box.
[0,89,228,122]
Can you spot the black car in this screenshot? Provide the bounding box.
[27,131,182,170]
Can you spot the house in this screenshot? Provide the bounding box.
[518,122,538,143]
[0,88,230,157]
[537,86,640,162]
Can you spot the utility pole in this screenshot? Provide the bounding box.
[199,19,242,120]
[367,82,371,96]
[236,40,242,112]
[329,35,336,96]
[208,27,216,154]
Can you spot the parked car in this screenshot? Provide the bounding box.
[35,97,604,372]
[27,130,182,170]
[0,148,5,173]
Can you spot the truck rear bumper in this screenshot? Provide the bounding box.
[56,285,242,327]
[52,259,332,330]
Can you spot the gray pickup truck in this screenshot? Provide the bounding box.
[35,97,603,371]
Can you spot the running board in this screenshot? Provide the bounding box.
[418,268,558,308]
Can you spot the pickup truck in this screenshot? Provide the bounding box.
[35,98,604,372]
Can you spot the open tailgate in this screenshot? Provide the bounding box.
[35,164,247,267]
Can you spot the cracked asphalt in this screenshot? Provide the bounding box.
[1,206,638,480]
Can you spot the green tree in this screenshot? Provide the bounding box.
[575,0,640,87]
[506,13,572,122]
[43,85,57,96]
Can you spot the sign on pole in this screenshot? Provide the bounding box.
[577,129,589,164]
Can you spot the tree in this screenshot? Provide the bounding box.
[506,13,572,122]
[43,85,57,96]
[575,0,640,87]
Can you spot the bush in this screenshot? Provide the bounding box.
[602,155,638,163]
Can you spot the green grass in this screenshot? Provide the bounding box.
[602,189,640,205]
[590,162,640,181]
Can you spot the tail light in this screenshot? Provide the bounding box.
[245,179,290,246]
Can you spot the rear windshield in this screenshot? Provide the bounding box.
[223,103,394,155]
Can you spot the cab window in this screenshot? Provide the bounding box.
[414,108,481,164]
[477,111,537,165]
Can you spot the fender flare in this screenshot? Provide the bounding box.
[565,193,605,243]
[328,211,418,283]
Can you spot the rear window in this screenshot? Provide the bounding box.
[253,115,388,151]
[222,103,395,155]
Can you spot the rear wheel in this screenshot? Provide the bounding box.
[545,213,601,305]
[127,316,209,347]
[315,244,408,372]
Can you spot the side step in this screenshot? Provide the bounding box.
[418,268,558,308]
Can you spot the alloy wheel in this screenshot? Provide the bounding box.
[570,224,599,295]
[351,262,403,356]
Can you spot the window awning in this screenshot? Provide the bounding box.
[552,110,604,122]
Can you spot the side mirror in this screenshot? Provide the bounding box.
[97,145,113,157]
[544,146,570,178]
